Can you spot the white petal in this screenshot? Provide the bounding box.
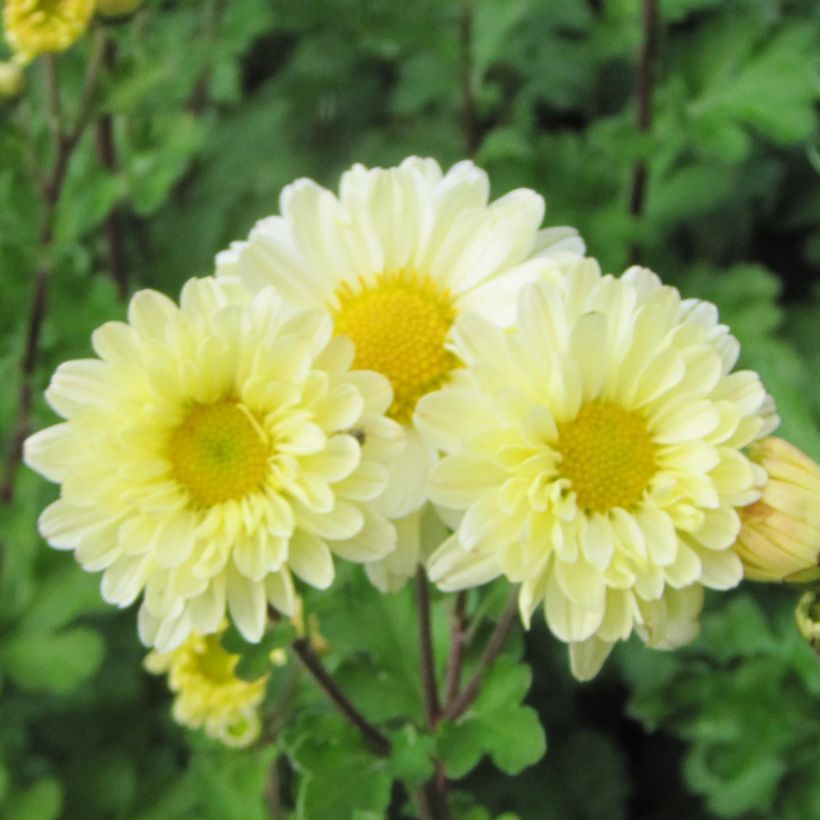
[227,567,267,642]
[288,530,335,589]
[569,636,614,682]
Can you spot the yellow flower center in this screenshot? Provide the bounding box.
[557,401,656,513]
[332,270,459,423]
[169,400,269,507]
[191,634,241,684]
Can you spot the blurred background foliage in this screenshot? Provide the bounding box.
[0,0,818,818]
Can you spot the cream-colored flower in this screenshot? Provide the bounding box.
[418,259,778,680]
[216,156,583,588]
[4,0,94,60]
[145,623,270,748]
[733,437,820,583]
[25,277,403,651]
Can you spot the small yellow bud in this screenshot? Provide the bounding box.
[795,592,820,650]
[4,0,95,59]
[96,0,143,19]
[0,59,24,99]
[734,437,820,583]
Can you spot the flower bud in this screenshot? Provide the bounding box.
[795,592,820,650]
[0,59,24,99]
[734,437,820,583]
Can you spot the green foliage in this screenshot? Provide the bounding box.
[0,0,817,817]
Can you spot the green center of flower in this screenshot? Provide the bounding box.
[332,270,459,424]
[169,400,269,507]
[557,400,656,513]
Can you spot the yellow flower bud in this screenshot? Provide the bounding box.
[4,0,95,59]
[144,623,269,749]
[734,437,820,583]
[96,0,142,19]
[0,59,24,99]
[795,592,820,650]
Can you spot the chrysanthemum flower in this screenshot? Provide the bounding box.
[216,156,583,589]
[733,437,820,583]
[25,278,402,650]
[418,259,778,680]
[145,622,270,748]
[4,0,94,60]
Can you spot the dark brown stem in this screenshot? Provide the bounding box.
[1,34,108,503]
[95,36,128,301]
[628,0,659,230]
[188,0,227,114]
[290,636,392,757]
[443,591,468,707]
[416,567,441,726]
[459,0,478,157]
[442,590,519,722]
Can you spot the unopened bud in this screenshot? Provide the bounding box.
[734,438,820,584]
[0,59,24,99]
[795,592,820,651]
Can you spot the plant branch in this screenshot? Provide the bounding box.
[95,35,128,301]
[459,0,478,157]
[442,589,519,722]
[416,567,441,727]
[443,591,468,707]
[1,35,108,503]
[628,0,659,225]
[290,636,392,757]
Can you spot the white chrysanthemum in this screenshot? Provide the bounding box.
[216,156,583,589]
[418,259,778,680]
[25,278,403,651]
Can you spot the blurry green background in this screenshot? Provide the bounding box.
[0,1,819,818]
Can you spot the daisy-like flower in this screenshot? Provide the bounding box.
[216,156,583,589]
[733,437,820,584]
[25,277,402,651]
[4,0,94,60]
[417,259,778,680]
[145,622,272,748]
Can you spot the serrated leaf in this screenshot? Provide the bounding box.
[437,658,546,778]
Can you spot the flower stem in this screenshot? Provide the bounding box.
[443,591,468,707]
[628,0,659,252]
[442,589,519,722]
[416,567,442,726]
[2,34,108,503]
[459,0,478,157]
[290,636,392,757]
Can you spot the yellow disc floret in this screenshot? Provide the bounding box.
[557,401,656,513]
[169,400,269,507]
[4,0,95,59]
[332,270,458,424]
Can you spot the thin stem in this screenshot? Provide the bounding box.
[458,0,478,157]
[628,0,659,230]
[416,567,441,727]
[443,591,468,707]
[442,590,519,722]
[95,35,128,301]
[290,637,392,757]
[1,34,108,502]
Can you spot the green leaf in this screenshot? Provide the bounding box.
[290,715,394,820]
[4,779,62,820]
[437,658,546,778]
[3,626,105,694]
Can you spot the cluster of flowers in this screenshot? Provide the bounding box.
[0,0,141,97]
[25,158,820,744]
